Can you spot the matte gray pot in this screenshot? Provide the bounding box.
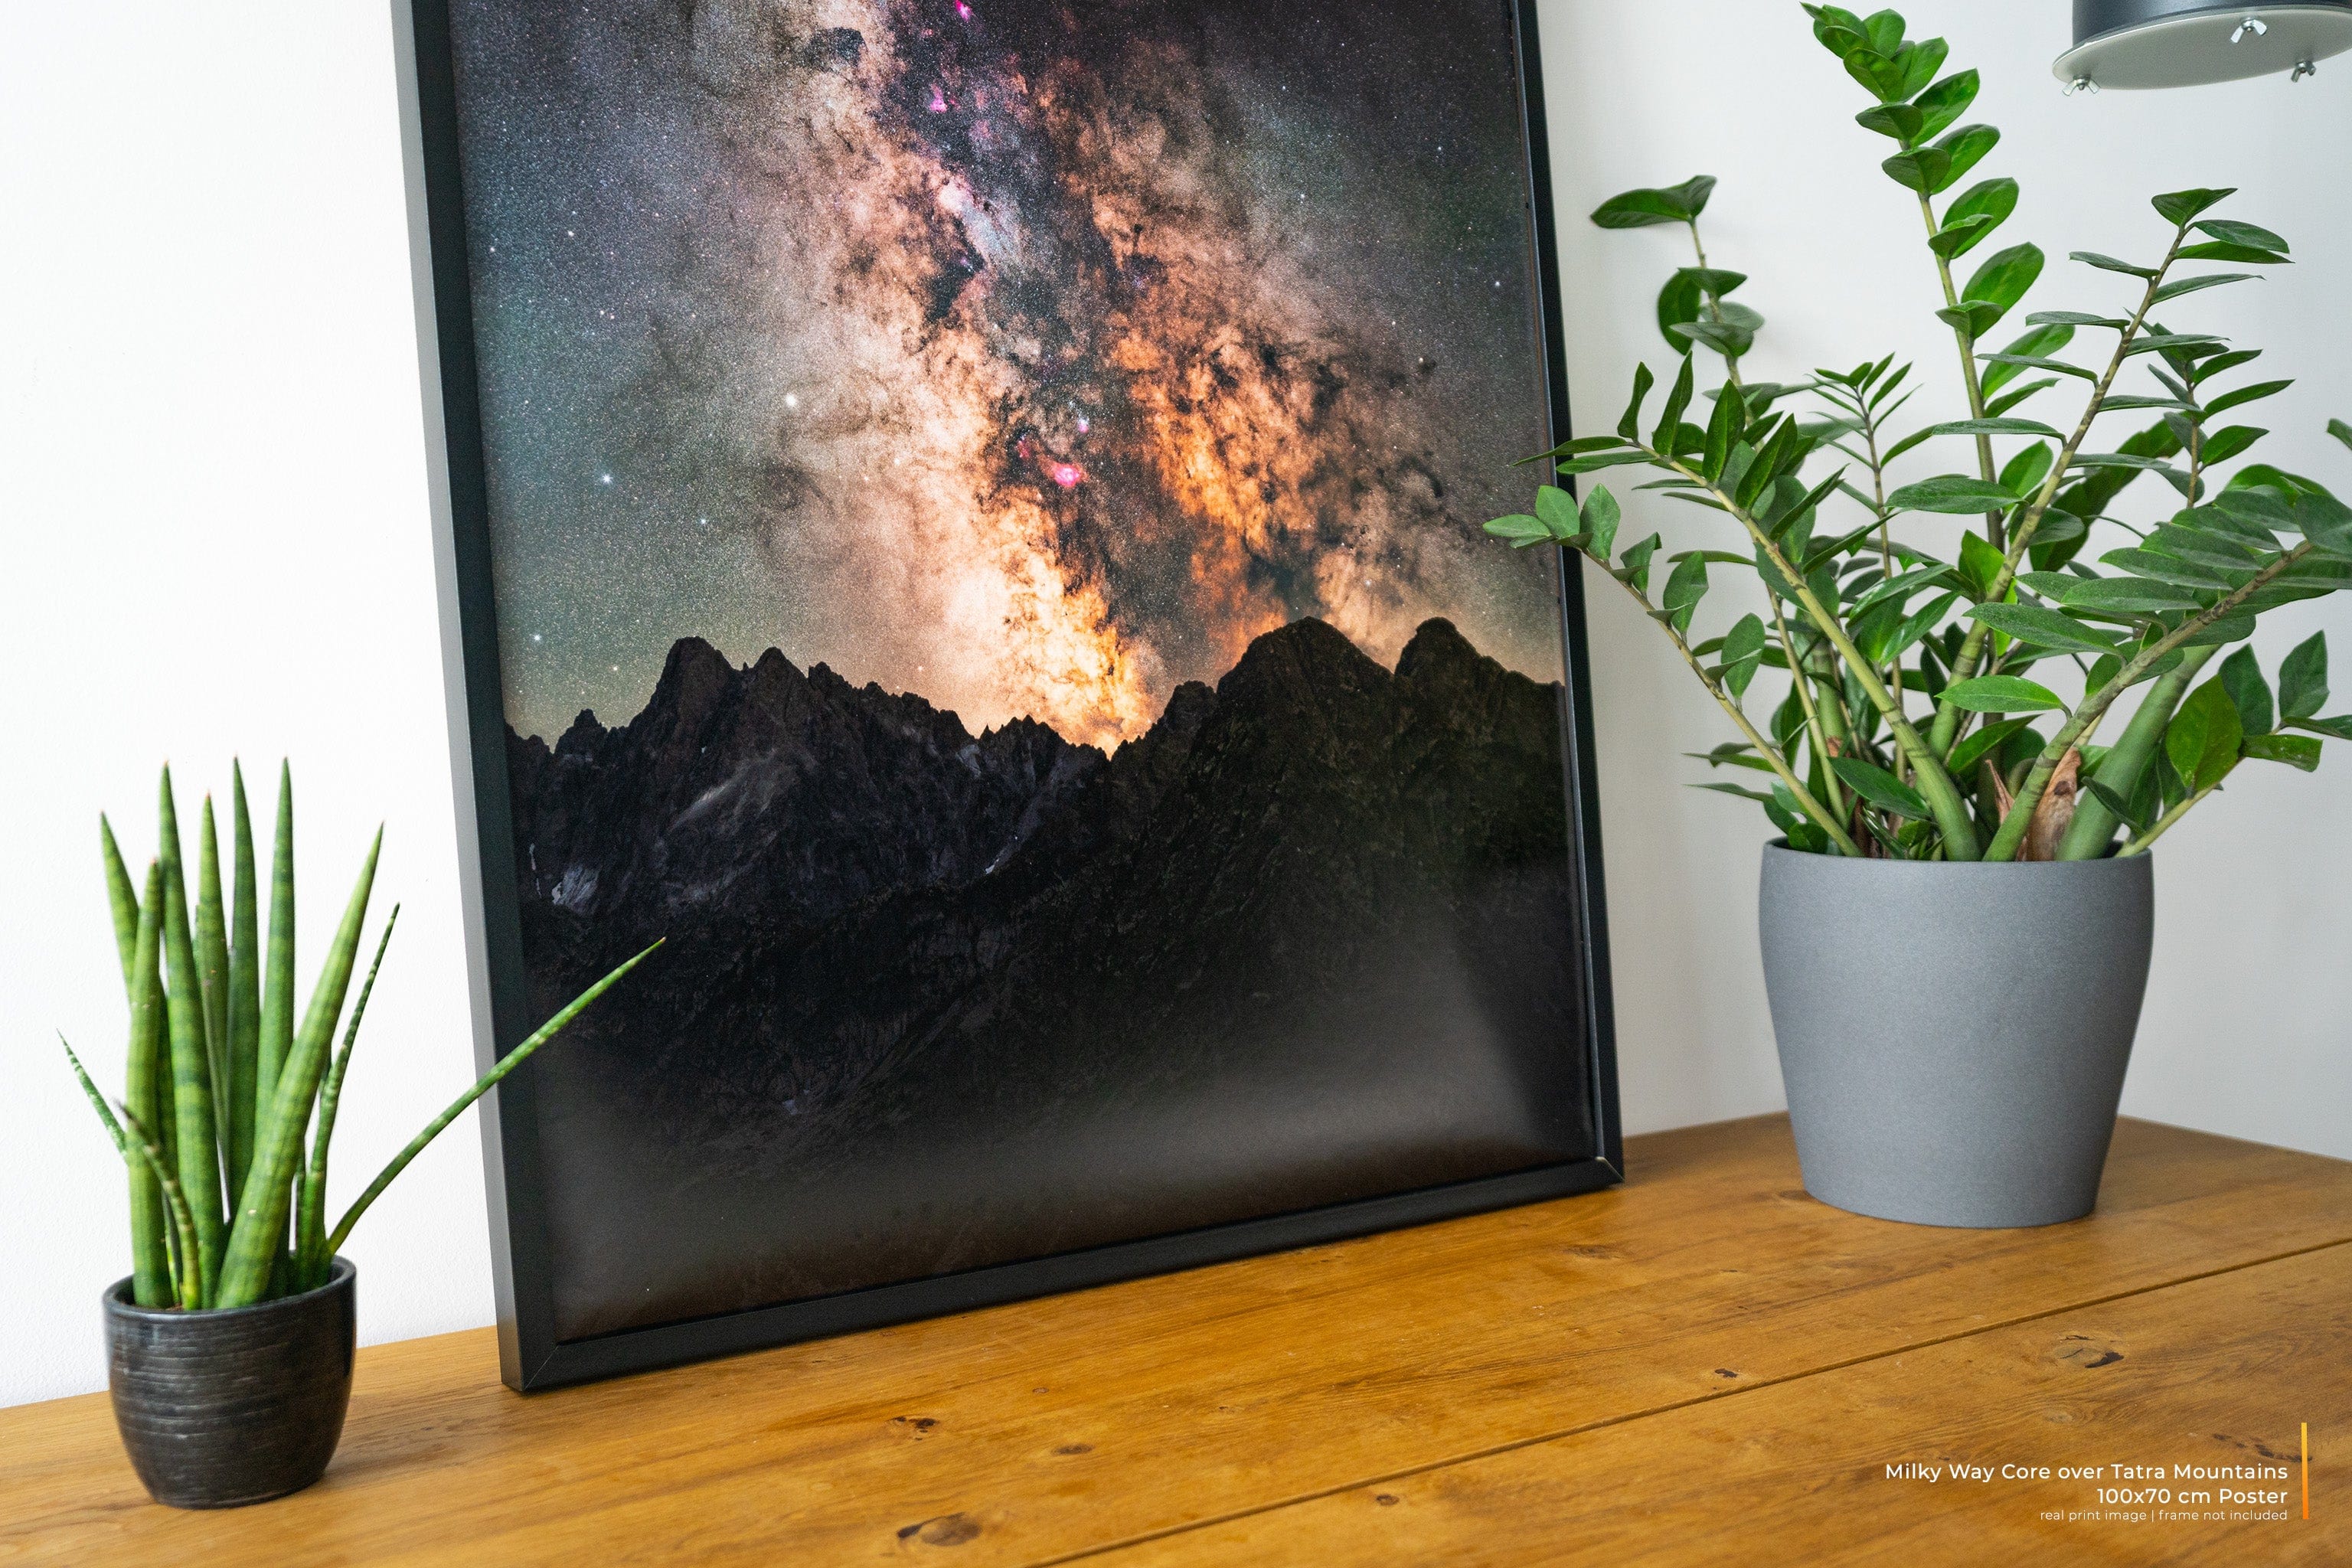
[1759,844,2154,1228]
[103,1258,355,1508]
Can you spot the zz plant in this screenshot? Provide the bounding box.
[64,763,657,1310]
[1491,5,2352,861]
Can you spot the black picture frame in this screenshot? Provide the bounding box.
[394,0,1619,1393]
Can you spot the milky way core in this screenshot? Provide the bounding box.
[454,0,1563,747]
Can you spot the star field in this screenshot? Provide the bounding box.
[451,0,1563,746]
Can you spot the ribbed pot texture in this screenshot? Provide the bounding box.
[1759,845,2155,1228]
[103,1258,355,1508]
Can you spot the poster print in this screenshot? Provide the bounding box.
[416,0,1615,1382]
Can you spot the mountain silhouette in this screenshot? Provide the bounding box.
[507,617,1594,1338]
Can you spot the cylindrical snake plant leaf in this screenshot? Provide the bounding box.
[215,827,381,1309]
[196,798,236,1187]
[158,768,227,1305]
[326,939,662,1261]
[121,862,173,1308]
[226,764,262,1214]
[117,1098,202,1311]
[100,816,142,996]
[297,907,399,1291]
[256,763,296,1154]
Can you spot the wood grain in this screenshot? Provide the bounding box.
[1102,1243,2350,1567]
[1,1116,2346,1567]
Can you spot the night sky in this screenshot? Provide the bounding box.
[451,0,1564,747]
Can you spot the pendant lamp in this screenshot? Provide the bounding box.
[2056,1,2352,90]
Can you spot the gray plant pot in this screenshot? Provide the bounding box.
[103,1258,356,1508]
[1759,844,2154,1228]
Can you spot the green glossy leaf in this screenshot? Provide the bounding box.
[1485,514,1550,547]
[1535,484,1581,542]
[1616,533,1662,596]
[2150,272,2258,307]
[2292,715,2352,742]
[2280,632,2330,724]
[2000,441,2055,500]
[1930,417,2063,439]
[1914,69,1981,140]
[2243,733,2322,771]
[2198,426,2266,465]
[1554,451,1654,475]
[1845,44,1911,103]
[1831,756,1932,820]
[1983,352,2098,382]
[2203,379,2292,416]
[2071,251,2158,279]
[2220,645,2275,736]
[2177,241,2289,265]
[1674,304,1763,360]
[1890,475,2022,514]
[1980,324,2076,398]
[1937,302,2003,340]
[1581,486,1622,560]
[1661,552,1710,637]
[2098,547,2243,591]
[1855,103,1923,141]
[2147,521,2265,572]
[1985,378,2060,416]
[1591,177,1717,228]
[1941,675,2066,713]
[1618,361,1655,443]
[2195,348,2265,381]
[2059,576,2204,614]
[2152,188,2235,227]
[2329,418,2352,456]
[1966,603,2122,654]
[2298,489,2352,557]
[2194,217,2287,253]
[1931,123,1999,194]
[1958,529,2007,599]
[1655,271,1704,352]
[1882,146,1951,194]
[1960,243,2043,324]
[1721,612,1769,698]
[2166,678,2244,793]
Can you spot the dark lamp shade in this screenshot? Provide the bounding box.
[2056,1,2352,88]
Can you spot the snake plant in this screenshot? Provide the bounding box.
[64,763,658,1310]
[1490,4,2352,861]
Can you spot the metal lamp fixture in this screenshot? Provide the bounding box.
[2056,1,2352,90]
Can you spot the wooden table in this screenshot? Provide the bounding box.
[4,1114,2347,1565]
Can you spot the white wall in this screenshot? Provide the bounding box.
[0,0,2344,1407]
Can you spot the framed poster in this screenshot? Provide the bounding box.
[402,0,1618,1390]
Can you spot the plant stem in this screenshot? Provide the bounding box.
[1598,550,1860,854]
[1658,450,1981,857]
[1984,543,2311,860]
[1914,194,2004,550]
[2054,643,2218,859]
[1928,227,2193,759]
[1768,597,1846,818]
[1689,219,1743,390]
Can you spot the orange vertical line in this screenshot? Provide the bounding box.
[2305,1422,2311,1521]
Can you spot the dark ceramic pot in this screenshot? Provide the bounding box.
[103,1258,356,1508]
